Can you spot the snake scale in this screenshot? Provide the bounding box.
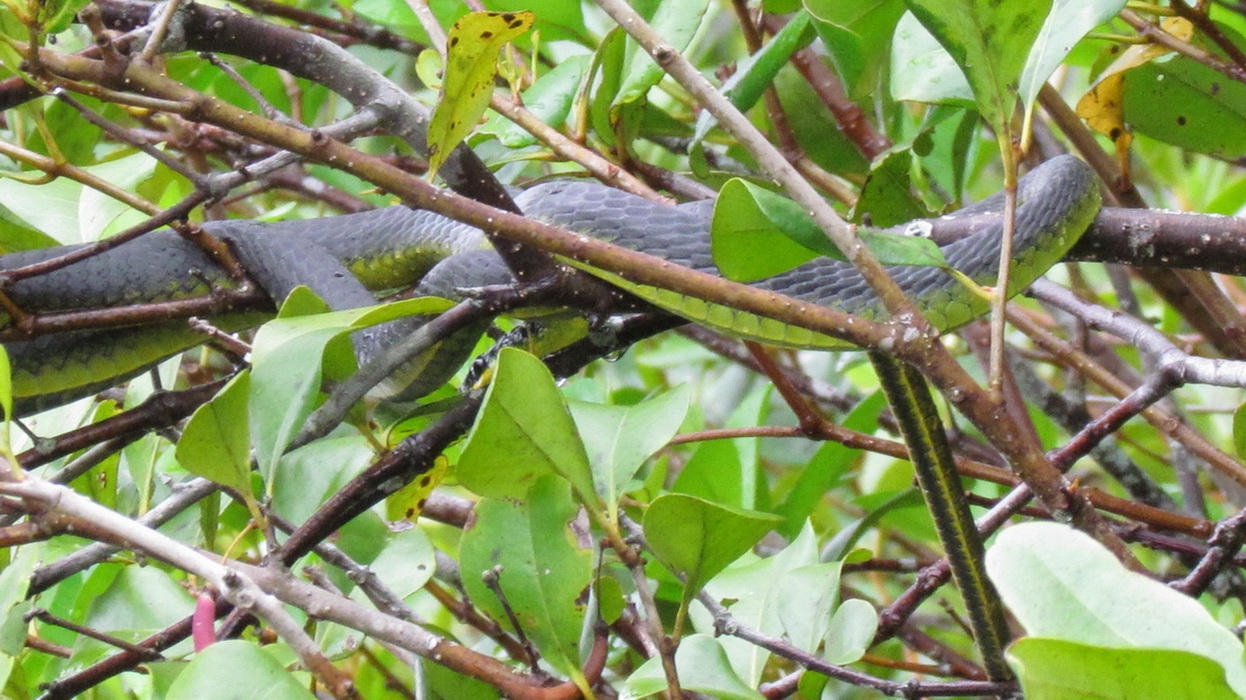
[0,155,1099,417]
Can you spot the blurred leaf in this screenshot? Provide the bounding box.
[427,11,534,179]
[805,0,906,97]
[986,522,1246,696]
[1010,638,1239,700]
[167,640,315,700]
[777,391,885,537]
[823,598,878,664]
[625,634,765,700]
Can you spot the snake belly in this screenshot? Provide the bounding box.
[0,155,1098,417]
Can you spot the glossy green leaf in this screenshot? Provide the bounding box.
[459,476,592,686]
[624,634,765,700]
[712,178,946,283]
[176,371,252,495]
[643,493,782,597]
[426,11,534,179]
[167,640,315,700]
[567,384,690,521]
[986,522,1246,696]
[458,347,594,502]
[1010,638,1239,700]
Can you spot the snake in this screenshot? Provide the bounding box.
[0,155,1099,418]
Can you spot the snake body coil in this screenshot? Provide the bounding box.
[0,155,1099,416]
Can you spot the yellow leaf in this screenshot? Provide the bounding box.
[1076,17,1194,154]
[426,11,534,180]
[385,455,450,522]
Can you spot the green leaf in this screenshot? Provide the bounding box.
[34,0,82,32]
[481,55,589,148]
[687,525,820,683]
[1123,58,1246,158]
[805,0,906,98]
[892,1,1120,111]
[899,0,1051,129]
[271,437,374,524]
[458,347,595,503]
[691,11,816,163]
[0,344,11,427]
[624,634,765,700]
[614,0,710,107]
[0,546,35,670]
[712,178,947,283]
[567,384,690,521]
[1019,0,1127,106]
[176,371,252,495]
[823,598,878,664]
[643,493,782,596]
[426,11,534,179]
[167,640,315,700]
[249,292,450,485]
[459,476,592,686]
[364,527,436,600]
[85,566,195,636]
[1235,401,1246,462]
[776,391,885,536]
[986,522,1246,696]
[1010,638,1239,700]
[852,150,931,227]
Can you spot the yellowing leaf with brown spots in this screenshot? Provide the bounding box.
[1076,17,1194,156]
[386,454,450,522]
[426,11,534,180]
